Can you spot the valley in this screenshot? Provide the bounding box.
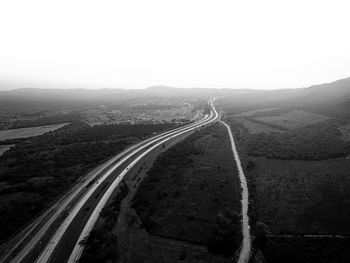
[1,78,350,262]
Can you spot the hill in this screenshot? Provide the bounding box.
[219,77,350,121]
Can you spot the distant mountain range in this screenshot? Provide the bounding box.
[0,85,253,100]
[0,85,251,114]
[218,77,350,120]
[1,77,350,119]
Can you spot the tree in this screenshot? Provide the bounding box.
[254,221,270,249]
[208,210,242,257]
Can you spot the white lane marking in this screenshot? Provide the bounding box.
[68,100,218,262]
[35,108,215,263]
[9,114,211,263]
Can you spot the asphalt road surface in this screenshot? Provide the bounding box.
[1,99,218,263]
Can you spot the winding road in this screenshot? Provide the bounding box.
[1,99,219,263]
[221,120,251,263]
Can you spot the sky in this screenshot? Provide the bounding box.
[0,0,349,90]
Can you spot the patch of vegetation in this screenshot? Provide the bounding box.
[0,121,178,243]
[224,115,350,262]
[132,123,242,256]
[262,237,350,263]
[7,113,82,130]
[247,157,350,235]
[208,210,242,257]
[245,120,350,160]
[252,110,330,130]
[0,123,68,141]
[233,118,283,134]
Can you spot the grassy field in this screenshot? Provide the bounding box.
[247,120,350,160]
[252,110,330,130]
[227,109,331,135]
[132,123,242,259]
[247,157,350,235]
[226,119,350,235]
[224,116,350,262]
[0,123,67,141]
[233,118,283,134]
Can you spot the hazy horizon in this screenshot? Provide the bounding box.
[1,0,350,91]
[0,75,348,92]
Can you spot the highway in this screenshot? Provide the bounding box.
[2,99,218,263]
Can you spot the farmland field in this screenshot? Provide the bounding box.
[233,118,283,134]
[233,108,278,117]
[0,123,68,141]
[339,123,350,141]
[252,110,330,130]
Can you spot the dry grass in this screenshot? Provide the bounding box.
[0,123,67,141]
[252,110,330,130]
[233,118,283,134]
[233,108,278,117]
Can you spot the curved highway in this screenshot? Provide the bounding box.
[2,99,218,263]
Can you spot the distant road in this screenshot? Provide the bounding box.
[221,120,251,263]
[1,99,218,263]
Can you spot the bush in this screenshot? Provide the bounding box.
[253,221,270,249]
[208,210,242,257]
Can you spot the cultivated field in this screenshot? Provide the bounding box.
[339,123,350,141]
[233,108,278,117]
[232,118,283,134]
[252,110,330,130]
[0,123,68,141]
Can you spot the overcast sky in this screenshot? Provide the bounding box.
[0,0,349,90]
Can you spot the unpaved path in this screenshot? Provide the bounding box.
[221,121,251,263]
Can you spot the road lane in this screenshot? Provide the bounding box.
[34,99,218,263]
[4,112,212,263]
[67,99,219,262]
